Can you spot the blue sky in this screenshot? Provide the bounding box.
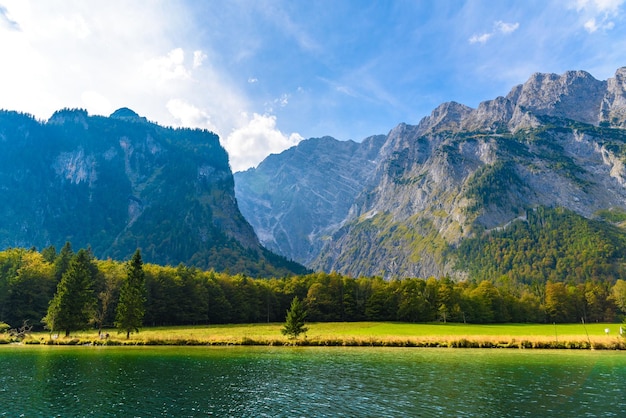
[1,1,626,171]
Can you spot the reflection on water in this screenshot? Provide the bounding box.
[1,346,625,417]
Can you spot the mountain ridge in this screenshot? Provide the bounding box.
[235,67,626,279]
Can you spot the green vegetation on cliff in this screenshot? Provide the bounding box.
[455,206,626,285]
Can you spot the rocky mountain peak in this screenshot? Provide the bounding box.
[508,70,605,125]
[416,101,473,134]
[602,67,626,127]
[379,123,421,155]
[461,96,515,132]
[415,69,626,135]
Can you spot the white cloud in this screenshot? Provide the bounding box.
[469,20,519,44]
[576,0,624,13]
[584,17,600,31]
[0,1,194,120]
[223,113,303,172]
[166,99,219,134]
[192,50,206,69]
[265,93,290,113]
[56,13,90,39]
[143,48,191,82]
[166,100,304,172]
[574,0,624,32]
[278,94,289,107]
[469,33,493,44]
[248,77,258,84]
[495,21,519,34]
[81,91,112,116]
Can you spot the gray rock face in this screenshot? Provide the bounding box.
[507,70,606,125]
[234,135,385,265]
[416,102,473,133]
[602,67,626,127]
[236,67,626,278]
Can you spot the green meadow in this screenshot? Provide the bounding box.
[10,322,625,349]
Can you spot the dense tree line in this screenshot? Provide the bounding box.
[1,244,626,331]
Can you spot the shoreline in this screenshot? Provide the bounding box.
[3,336,625,350]
[3,322,625,350]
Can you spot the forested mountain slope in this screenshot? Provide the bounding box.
[0,108,306,277]
[456,206,626,285]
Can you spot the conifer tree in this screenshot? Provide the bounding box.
[281,296,308,339]
[53,242,73,283]
[43,249,96,337]
[115,249,146,339]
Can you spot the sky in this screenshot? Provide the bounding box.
[1,1,626,172]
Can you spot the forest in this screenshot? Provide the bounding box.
[1,242,626,332]
[456,206,626,285]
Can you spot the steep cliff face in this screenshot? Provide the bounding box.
[0,108,306,276]
[234,135,385,265]
[314,123,626,277]
[236,67,626,278]
[312,67,626,278]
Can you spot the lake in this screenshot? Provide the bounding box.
[0,345,625,417]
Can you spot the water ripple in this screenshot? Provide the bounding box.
[0,346,625,416]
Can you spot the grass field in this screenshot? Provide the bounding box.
[7,321,625,349]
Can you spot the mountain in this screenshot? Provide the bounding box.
[234,135,385,265]
[0,107,307,277]
[235,67,626,279]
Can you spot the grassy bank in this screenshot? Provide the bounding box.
[4,322,625,349]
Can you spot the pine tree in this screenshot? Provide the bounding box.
[53,241,73,283]
[115,249,146,339]
[43,249,96,337]
[281,296,308,339]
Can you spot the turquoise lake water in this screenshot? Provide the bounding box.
[0,345,625,417]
